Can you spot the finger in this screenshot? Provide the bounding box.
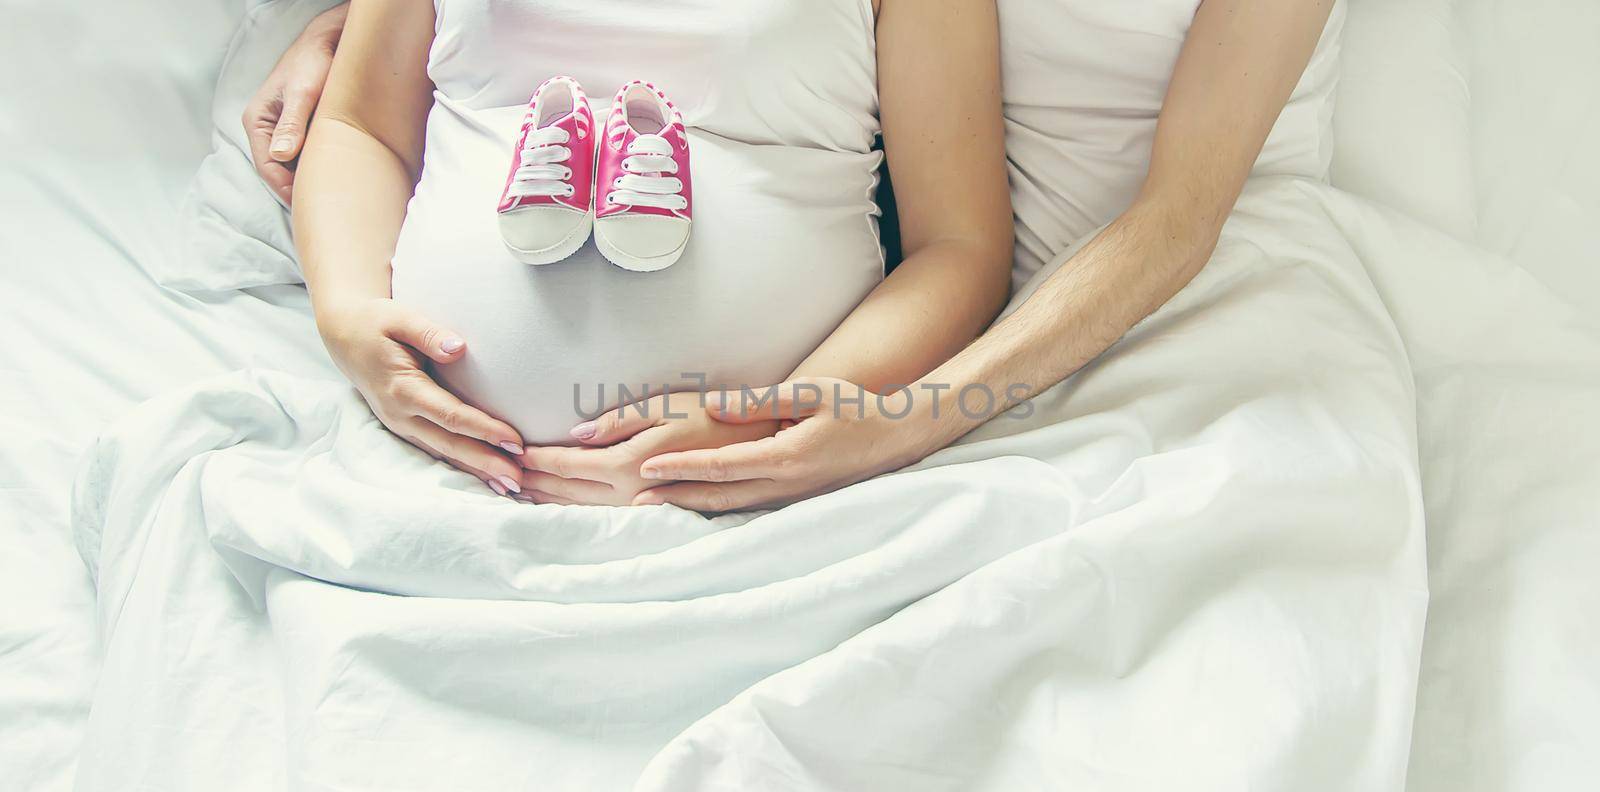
[632,480,794,513]
[262,162,295,204]
[524,490,581,506]
[569,399,664,445]
[408,419,523,495]
[460,461,516,498]
[244,98,296,203]
[706,378,843,423]
[520,444,619,482]
[269,77,323,162]
[399,429,507,496]
[638,439,789,483]
[383,304,469,365]
[401,377,525,456]
[519,470,614,504]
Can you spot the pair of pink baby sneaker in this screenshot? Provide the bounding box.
[496,77,693,272]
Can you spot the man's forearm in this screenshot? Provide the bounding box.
[914,196,1219,445]
[902,0,1337,446]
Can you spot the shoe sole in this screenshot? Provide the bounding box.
[593,225,689,272]
[500,211,594,266]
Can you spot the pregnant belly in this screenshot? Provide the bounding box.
[391,111,884,445]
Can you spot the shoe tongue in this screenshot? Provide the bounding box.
[537,109,573,132]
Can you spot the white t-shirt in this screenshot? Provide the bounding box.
[391,0,885,444]
[997,0,1346,291]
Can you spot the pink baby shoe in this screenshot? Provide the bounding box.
[592,80,693,271]
[497,76,596,265]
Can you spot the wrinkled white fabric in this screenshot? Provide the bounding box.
[1312,190,1600,792]
[8,2,1600,792]
[72,179,1429,791]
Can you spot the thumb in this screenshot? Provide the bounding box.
[385,305,468,365]
[707,378,839,423]
[269,90,316,161]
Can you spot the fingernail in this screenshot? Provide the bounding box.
[569,421,597,440]
[709,393,728,413]
[499,441,524,455]
[640,467,661,480]
[497,475,522,494]
[487,478,508,496]
[440,337,465,354]
[270,136,293,154]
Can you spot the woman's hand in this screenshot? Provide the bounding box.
[629,378,949,511]
[317,297,527,496]
[243,3,349,204]
[517,391,779,507]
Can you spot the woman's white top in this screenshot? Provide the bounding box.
[391,0,885,444]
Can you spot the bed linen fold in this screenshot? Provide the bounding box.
[71,178,1429,791]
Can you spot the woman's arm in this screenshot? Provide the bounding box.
[564,0,1013,407]
[787,0,1014,392]
[636,0,1337,510]
[296,0,432,303]
[295,0,528,495]
[517,0,1012,506]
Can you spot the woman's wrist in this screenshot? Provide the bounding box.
[303,259,392,324]
[309,291,382,348]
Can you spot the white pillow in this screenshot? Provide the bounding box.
[1460,0,1600,313]
[166,0,343,292]
[999,0,1347,291]
[1331,0,1476,240]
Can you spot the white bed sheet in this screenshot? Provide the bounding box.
[1317,195,1600,792]
[0,2,332,789]
[1332,2,1600,789]
[68,175,1430,792]
[1,1,1596,791]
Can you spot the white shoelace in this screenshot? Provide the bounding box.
[507,125,574,198]
[607,132,687,211]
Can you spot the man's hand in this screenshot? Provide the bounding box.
[630,378,945,512]
[517,392,780,507]
[242,3,348,204]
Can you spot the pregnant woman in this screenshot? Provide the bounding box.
[290,0,1012,502]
